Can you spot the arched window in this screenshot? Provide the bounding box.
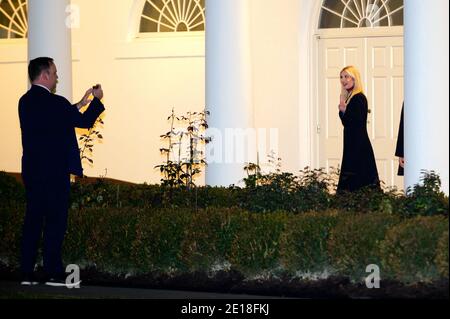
[139,0,205,33]
[0,0,27,39]
[319,0,403,29]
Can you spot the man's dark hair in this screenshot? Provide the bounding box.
[28,57,54,82]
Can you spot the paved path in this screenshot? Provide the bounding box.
[0,280,286,299]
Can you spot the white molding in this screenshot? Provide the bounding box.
[316,26,404,39]
[115,35,205,60]
[135,30,205,39]
[128,0,146,40]
[129,0,205,40]
[122,0,206,59]
[0,40,81,64]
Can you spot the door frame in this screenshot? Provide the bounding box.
[310,24,404,169]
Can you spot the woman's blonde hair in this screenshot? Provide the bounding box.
[341,66,364,103]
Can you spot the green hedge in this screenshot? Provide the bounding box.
[2,171,448,217]
[435,231,449,278]
[280,210,340,275]
[328,213,401,281]
[0,205,24,267]
[380,216,448,283]
[1,206,448,283]
[179,208,245,272]
[0,172,25,206]
[229,212,288,276]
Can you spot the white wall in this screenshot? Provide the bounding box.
[0,41,27,173]
[71,0,206,184]
[0,0,308,184]
[0,0,206,184]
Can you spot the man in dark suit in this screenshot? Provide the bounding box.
[395,104,404,176]
[18,57,105,286]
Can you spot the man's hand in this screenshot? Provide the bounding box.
[76,88,93,110]
[399,157,405,168]
[93,84,104,100]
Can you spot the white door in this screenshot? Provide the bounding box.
[318,36,404,190]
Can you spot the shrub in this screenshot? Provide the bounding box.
[194,186,242,209]
[229,212,288,276]
[280,211,340,275]
[241,173,299,213]
[63,208,99,264]
[380,216,448,283]
[0,172,25,206]
[435,230,449,278]
[76,208,140,273]
[179,208,245,272]
[70,179,164,209]
[328,213,401,281]
[401,171,449,217]
[63,208,126,268]
[293,168,334,212]
[332,186,394,214]
[0,205,24,267]
[131,209,191,273]
[241,168,334,213]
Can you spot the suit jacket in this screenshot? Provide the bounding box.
[19,85,105,180]
[395,104,404,176]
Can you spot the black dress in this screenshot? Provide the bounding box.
[395,104,404,176]
[337,93,380,192]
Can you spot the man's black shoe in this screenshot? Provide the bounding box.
[20,273,39,286]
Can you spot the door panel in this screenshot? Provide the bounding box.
[318,38,365,181]
[367,37,404,189]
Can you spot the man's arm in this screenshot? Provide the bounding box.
[70,85,105,129]
[73,88,93,110]
[70,98,105,129]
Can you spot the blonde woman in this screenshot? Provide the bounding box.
[337,66,380,192]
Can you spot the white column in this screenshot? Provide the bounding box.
[298,0,317,169]
[205,0,254,186]
[404,0,449,194]
[28,0,73,101]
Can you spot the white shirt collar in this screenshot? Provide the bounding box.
[33,84,51,93]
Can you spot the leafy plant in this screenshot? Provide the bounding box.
[78,117,104,169]
[156,108,210,190]
[402,170,449,217]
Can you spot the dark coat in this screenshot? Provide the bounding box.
[19,85,105,180]
[395,104,404,176]
[337,92,380,192]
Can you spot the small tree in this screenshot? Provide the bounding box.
[156,108,210,190]
[78,116,104,172]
